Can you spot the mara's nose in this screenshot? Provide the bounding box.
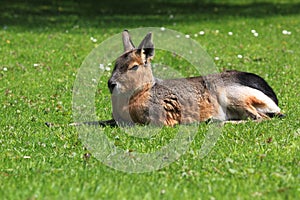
[108,79,117,94]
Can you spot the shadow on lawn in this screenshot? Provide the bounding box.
[1,0,300,30]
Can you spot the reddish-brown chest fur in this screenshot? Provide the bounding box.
[128,83,152,125]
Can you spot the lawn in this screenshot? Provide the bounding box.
[0,0,299,199]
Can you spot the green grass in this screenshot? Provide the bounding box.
[1,0,300,199]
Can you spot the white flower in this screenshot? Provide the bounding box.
[3,67,7,71]
[237,54,243,59]
[99,64,105,70]
[253,32,259,37]
[228,32,233,36]
[251,29,256,33]
[214,56,220,61]
[215,30,219,34]
[169,14,174,19]
[185,34,190,39]
[282,30,291,35]
[105,67,111,71]
[199,31,205,35]
[194,33,198,37]
[182,172,187,177]
[33,63,39,67]
[23,156,31,159]
[160,27,166,31]
[90,37,97,42]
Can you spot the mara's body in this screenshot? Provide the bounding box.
[105,30,282,127]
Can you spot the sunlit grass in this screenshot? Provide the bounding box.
[1,0,299,199]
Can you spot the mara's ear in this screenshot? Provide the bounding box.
[122,30,135,52]
[137,32,154,62]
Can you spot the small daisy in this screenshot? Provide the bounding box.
[160,27,166,31]
[282,30,292,35]
[228,32,233,36]
[99,64,105,70]
[90,37,97,43]
[199,31,205,35]
[237,54,243,59]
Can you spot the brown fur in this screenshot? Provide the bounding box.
[162,94,181,126]
[245,96,269,119]
[128,83,152,124]
[198,92,215,121]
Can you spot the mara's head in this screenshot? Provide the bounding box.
[108,30,155,94]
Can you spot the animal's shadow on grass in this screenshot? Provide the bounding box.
[1,0,300,30]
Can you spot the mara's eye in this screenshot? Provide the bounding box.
[130,65,139,71]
